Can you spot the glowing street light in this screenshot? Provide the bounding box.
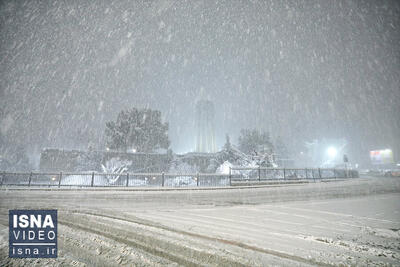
[327,146,337,159]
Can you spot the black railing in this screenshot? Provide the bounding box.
[0,171,229,188]
[230,167,358,183]
[0,168,358,188]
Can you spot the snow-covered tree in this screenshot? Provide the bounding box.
[238,129,274,155]
[105,108,170,153]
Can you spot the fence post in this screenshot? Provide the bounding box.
[333,168,336,180]
[162,172,165,187]
[28,172,33,187]
[196,173,199,187]
[0,171,4,186]
[283,168,286,180]
[126,173,129,187]
[318,168,322,179]
[58,172,62,188]
[229,167,232,186]
[258,166,261,182]
[91,172,95,187]
[313,169,316,182]
[305,168,307,179]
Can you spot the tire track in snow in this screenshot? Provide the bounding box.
[67,210,334,266]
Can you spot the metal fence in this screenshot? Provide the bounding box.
[0,172,230,188]
[0,168,358,188]
[230,167,359,183]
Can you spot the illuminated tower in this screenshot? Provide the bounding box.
[195,100,217,153]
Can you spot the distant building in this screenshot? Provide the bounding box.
[195,100,217,153]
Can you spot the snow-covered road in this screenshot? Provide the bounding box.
[1,177,399,266]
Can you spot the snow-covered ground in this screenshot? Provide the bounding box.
[0,176,399,266]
